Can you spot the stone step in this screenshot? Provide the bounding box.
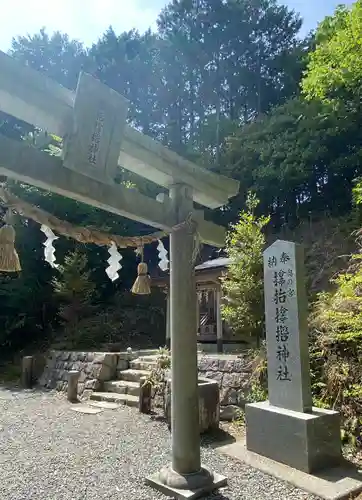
[103,380,140,396]
[118,369,151,383]
[137,354,160,361]
[90,392,139,407]
[130,360,157,371]
[135,349,159,357]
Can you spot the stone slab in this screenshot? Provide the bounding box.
[246,401,341,473]
[70,405,103,414]
[145,471,227,500]
[88,401,120,409]
[219,440,362,500]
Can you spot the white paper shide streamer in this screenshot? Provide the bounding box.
[157,239,169,271]
[106,241,122,281]
[40,224,59,269]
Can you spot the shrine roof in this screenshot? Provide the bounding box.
[195,257,231,271]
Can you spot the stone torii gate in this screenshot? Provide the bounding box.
[0,51,239,498]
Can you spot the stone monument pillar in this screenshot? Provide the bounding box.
[245,240,342,473]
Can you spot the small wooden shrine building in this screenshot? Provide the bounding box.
[153,256,247,353]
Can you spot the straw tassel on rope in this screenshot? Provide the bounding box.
[131,244,151,295]
[0,209,21,272]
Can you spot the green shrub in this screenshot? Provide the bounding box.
[310,254,362,447]
[244,344,268,403]
[143,347,171,410]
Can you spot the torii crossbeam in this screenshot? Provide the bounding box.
[0,50,239,499]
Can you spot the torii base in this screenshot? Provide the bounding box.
[146,466,227,500]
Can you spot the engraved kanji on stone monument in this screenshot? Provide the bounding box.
[63,72,129,184]
[263,240,313,412]
[246,239,342,474]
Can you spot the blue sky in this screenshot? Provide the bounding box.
[0,0,355,51]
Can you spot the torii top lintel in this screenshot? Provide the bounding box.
[0,50,239,210]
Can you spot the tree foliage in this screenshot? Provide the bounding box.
[222,1,362,228]
[9,0,304,160]
[221,193,270,343]
[224,96,362,228]
[302,1,362,104]
[10,28,88,90]
[310,252,362,446]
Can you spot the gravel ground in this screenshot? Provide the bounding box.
[0,387,318,500]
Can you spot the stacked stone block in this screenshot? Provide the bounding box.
[198,355,252,408]
[38,351,119,398]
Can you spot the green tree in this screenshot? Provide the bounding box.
[10,28,88,90]
[89,28,165,140]
[302,1,362,105]
[157,0,305,160]
[223,96,362,227]
[8,1,306,164]
[221,192,270,344]
[53,250,96,341]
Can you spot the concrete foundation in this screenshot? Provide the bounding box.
[246,401,342,473]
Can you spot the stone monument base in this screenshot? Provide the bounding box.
[245,401,342,473]
[218,440,362,500]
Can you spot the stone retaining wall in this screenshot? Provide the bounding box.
[198,354,252,408]
[38,350,122,398]
[38,350,252,406]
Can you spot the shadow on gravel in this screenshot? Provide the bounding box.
[149,410,168,423]
[0,382,53,398]
[202,428,236,449]
[145,409,237,452]
[205,493,232,500]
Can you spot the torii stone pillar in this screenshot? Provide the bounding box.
[147,184,226,498]
[169,185,200,474]
[165,289,171,350]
